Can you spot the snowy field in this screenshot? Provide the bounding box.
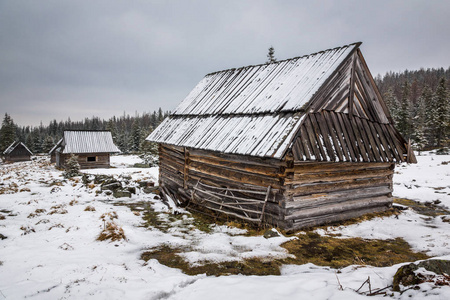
[0,153,449,299]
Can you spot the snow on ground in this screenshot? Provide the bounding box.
[393,151,450,208]
[0,153,449,299]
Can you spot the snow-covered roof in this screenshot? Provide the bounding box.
[48,138,63,154]
[3,141,33,155]
[60,131,120,154]
[148,43,360,159]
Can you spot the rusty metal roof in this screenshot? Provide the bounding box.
[61,131,120,154]
[147,43,360,159]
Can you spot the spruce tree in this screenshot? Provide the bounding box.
[0,113,16,152]
[63,154,80,178]
[384,88,399,123]
[267,46,276,63]
[42,136,55,153]
[412,95,427,153]
[434,77,449,147]
[131,120,141,152]
[396,81,412,139]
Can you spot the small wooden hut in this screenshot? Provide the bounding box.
[2,141,33,162]
[50,130,120,169]
[147,42,416,231]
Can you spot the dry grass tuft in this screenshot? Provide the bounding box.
[100,211,118,221]
[47,205,68,215]
[48,223,65,230]
[97,221,127,242]
[84,205,96,212]
[27,208,47,218]
[20,225,35,235]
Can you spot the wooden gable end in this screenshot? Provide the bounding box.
[291,50,415,163]
[308,50,390,124]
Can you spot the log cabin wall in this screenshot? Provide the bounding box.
[282,161,394,231]
[4,144,32,162]
[159,144,291,228]
[59,153,111,169]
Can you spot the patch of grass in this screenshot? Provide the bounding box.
[140,207,169,232]
[281,232,429,269]
[141,232,428,276]
[394,198,450,217]
[141,245,282,276]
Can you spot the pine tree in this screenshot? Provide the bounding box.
[32,131,42,154]
[396,81,412,139]
[0,113,16,152]
[267,46,276,64]
[384,88,399,123]
[63,154,80,178]
[131,120,141,152]
[139,141,159,167]
[42,135,55,153]
[434,77,449,147]
[412,95,427,153]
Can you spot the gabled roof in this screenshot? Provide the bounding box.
[57,131,120,154]
[3,141,33,155]
[148,43,361,159]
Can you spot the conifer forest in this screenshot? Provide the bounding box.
[0,109,169,154]
[1,67,449,155]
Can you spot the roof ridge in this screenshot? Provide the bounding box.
[63,129,111,132]
[205,42,362,76]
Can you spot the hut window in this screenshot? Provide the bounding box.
[87,156,97,162]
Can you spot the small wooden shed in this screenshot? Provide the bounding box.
[50,130,120,169]
[2,141,33,162]
[147,42,416,231]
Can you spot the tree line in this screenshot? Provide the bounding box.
[0,109,169,154]
[374,67,450,151]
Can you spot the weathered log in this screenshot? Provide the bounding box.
[288,205,389,231]
[287,177,391,197]
[287,168,393,184]
[286,195,391,221]
[286,186,392,211]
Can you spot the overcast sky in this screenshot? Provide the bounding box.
[1,0,449,127]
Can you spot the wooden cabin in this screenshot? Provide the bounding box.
[2,141,33,162]
[147,42,416,231]
[50,130,120,169]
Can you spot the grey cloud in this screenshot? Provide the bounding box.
[1,0,449,126]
